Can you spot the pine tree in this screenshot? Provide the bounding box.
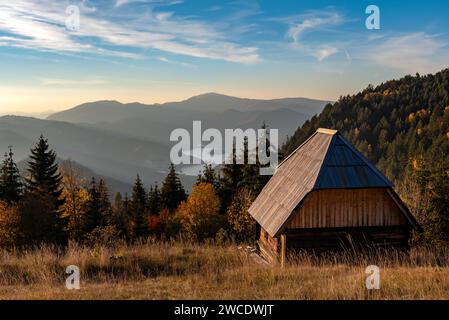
[84,178,111,229]
[161,164,187,212]
[131,175,148,238]
[121,193,133,239]
[26,135,64,211]
[0,146,23,204]
[196,164,220,190]
[97,179,113,226]
[148,183,161,215]
[220,145,242,210]
[84,177,102,234]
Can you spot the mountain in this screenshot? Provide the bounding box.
[48,93,330,124]
[282,69,449,182]
[0,93,329,192]
[17,158,132,197]
[47,93,330,146]
[0,116,176,187]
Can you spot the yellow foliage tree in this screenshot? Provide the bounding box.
[0,201,22,248]
[175,183,223,241]
[60,163,90,241]
[226,188,256,241]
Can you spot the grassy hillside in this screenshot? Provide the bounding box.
[0,242,448,299]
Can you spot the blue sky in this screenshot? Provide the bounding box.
[0,0,448,113]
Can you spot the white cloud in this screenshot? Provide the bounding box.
[365,32,448,73]
[283,11,344,61]
[157,56,197,68]
[286,12,343,43]
[0,0,260,64]
[314,46,339,62]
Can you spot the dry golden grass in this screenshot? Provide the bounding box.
[0,241,448,300]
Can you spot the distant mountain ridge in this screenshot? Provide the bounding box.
[46,93,331,147]
[0,93,330,194]
[47,93,331,124]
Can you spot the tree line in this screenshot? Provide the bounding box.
[0,134,270,248]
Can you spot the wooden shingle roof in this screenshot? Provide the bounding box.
[248,128,397,237]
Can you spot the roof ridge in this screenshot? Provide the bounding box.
[278,128,338,169]
[317,128,339,135]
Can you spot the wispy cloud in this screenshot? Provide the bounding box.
[280,11,344,61]
[364,32,448,73]
[0,0,260,63]
[157,56,197,68]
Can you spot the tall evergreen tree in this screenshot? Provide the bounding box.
[148,183,161,215]
[161,163,187,212]
[26,135,64,211]
[84,177,102,234]
[240,123,272,194]
[131,175,148,238]
[0,146,23,203]
[97,179,113,226]
[220,144,242,210]
[196,164,220,190]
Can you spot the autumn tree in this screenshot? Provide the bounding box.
[175,183,224,241]
[60,161,89,241]
[226,188,256,242]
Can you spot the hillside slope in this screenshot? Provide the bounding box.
[282,69,449,181]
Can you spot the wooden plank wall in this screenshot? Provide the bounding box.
[258,228,279,263]
[285,226,410,251]
[288,188,406,229]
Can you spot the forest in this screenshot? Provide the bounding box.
[0,135,267,248]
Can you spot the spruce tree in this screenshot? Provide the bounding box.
[220,145,242,210]
[0,146,23,204]
[131,175,148,238]
[161,163,187,212]
[26,135,64,211]
[196,164,220,190]
[148,183,161,215]
[84,178,113,233]
[84,178,102,234]
[97,179,113,226]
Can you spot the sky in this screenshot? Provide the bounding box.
[0,0,449,114]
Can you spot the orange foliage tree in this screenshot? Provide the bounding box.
[175,183,224,241]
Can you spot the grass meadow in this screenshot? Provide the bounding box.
[0,241,448,300]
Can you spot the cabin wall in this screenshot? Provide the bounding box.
[288,188,407,229]
[258,227,279,263]
[284,226,411,252]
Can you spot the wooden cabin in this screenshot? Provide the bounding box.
[248,128,421,264]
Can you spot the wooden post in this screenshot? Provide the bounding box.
[280,234,286,268]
